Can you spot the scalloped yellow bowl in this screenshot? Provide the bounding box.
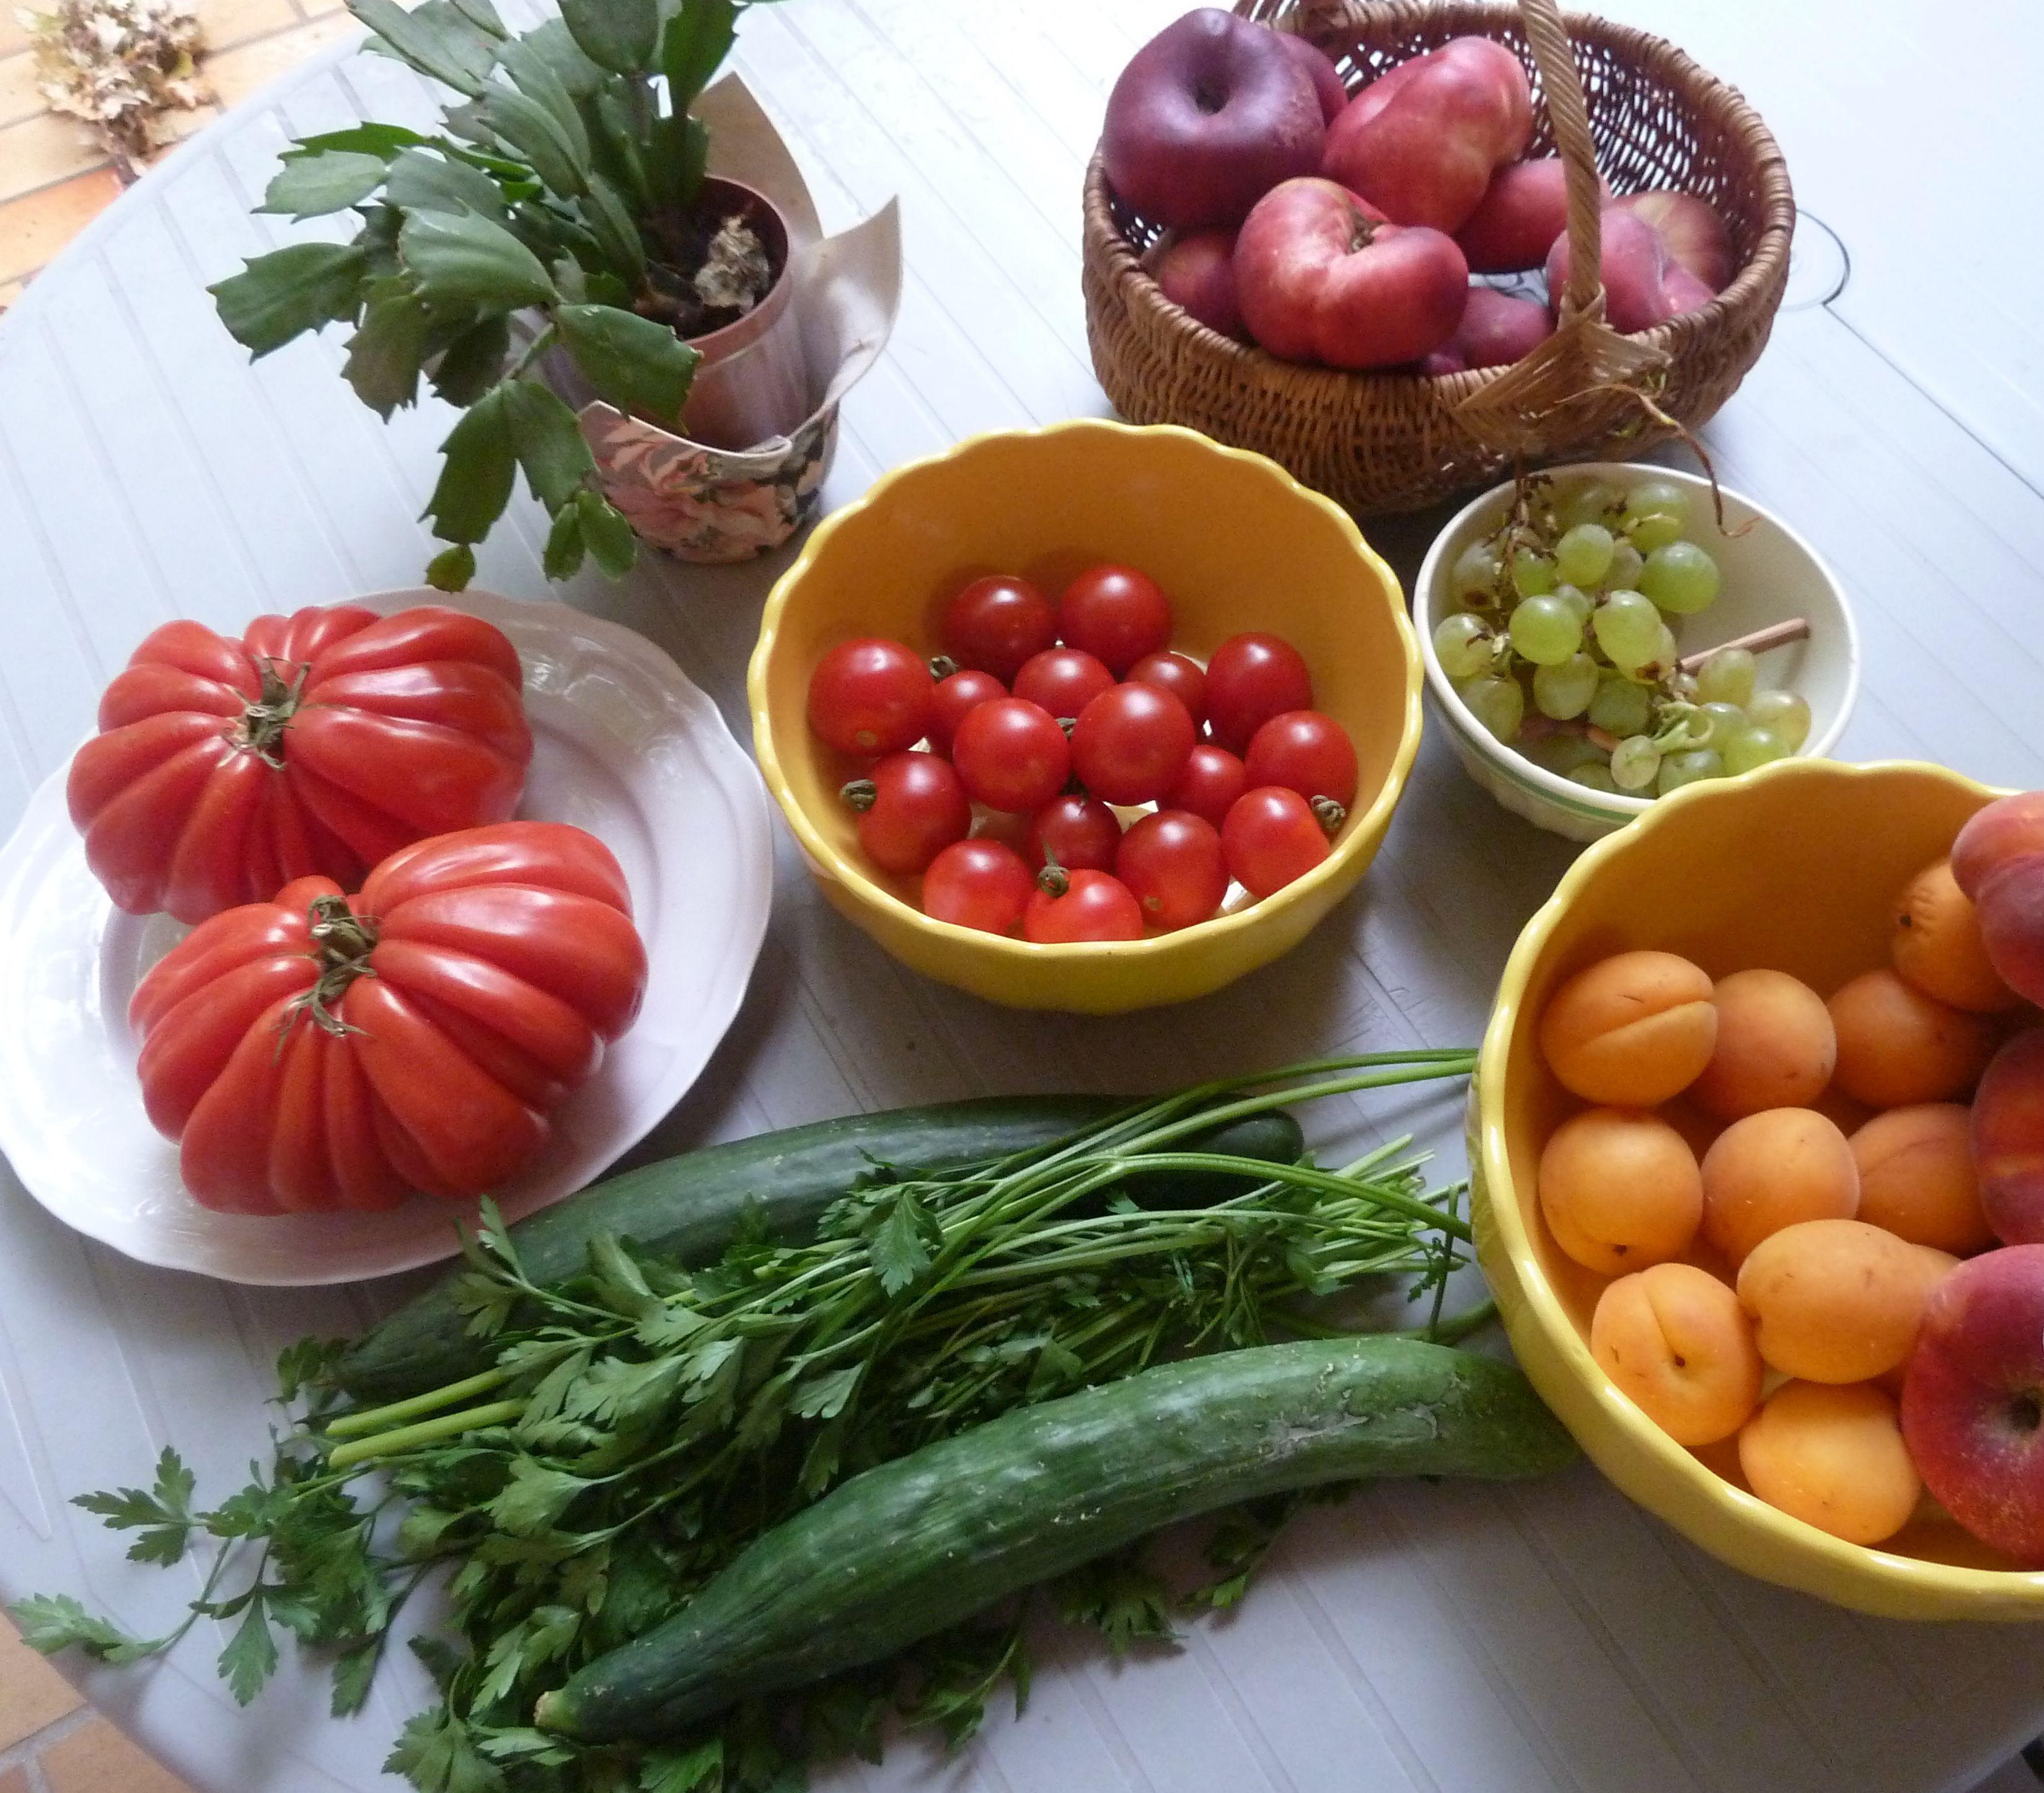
[1475,756,2044,1619]
[747,421,1422,1013]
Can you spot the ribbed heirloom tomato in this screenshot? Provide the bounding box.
[68,605,531,925]
[130,822,648,1215]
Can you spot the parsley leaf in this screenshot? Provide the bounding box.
[74,1447,196,1566]
[640,1738,723,1793]
[219,1589,280,1704]
[386,1707,508,1793]
[1056,1554,1176,1655]
[6,1593,161,1663]
[869,1190,938,1295]
[487,1460,591,1536]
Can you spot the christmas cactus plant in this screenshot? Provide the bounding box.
[208,0,783,591]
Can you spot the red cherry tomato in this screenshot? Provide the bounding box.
[808,638,934,756]
[1070,682,1196,806]
[1023,868,1145,943]
[923,839,1035,935]
[1244,709,1359,810]
[1167,744,1249,828]
[950,697,1071,812]
[941,575,1057,682]
[1023,793,1122,873]
[1116,809,1228,932]
[1127,650,1208,726]
[1012,647,1116,723]
[927,669,1006,755]
[844,752,971,875]
[1223,786,1333,898]
[1205,633,1314,752]
[1057,566,1173,675]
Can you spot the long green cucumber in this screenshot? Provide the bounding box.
[337,1098,1304,1404]
[535,1336,1575,1742]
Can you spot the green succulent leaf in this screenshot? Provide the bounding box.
[495,36,592,166]
[209,242,368,356]
[556,303,695,421]
[426,543,478,592]
[384,148,508,219]
[501,377,596,511]
[659,0,735,115]
[346,0,496,96]
[430,314,512,405]
[399,208,555,310]
[342,278,433,417]
[645,110,707,214]
[542,498,587,581]
[446,0,505,39]
[516,16,606,99]
[283,121,430,162]
[558,0,658,73]
[587,86,653,213]
[576,488,637,577]
[476,84,589,198]
[424,381,518,545]
[257,149,389,220]
[581,171,648,285]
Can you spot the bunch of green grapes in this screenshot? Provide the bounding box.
[1432,475,1812,799]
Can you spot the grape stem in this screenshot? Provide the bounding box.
[1674,617,1810,676]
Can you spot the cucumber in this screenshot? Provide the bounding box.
[534,1336,1575,1742]
[337,1098,1304,1404]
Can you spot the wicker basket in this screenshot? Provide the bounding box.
[1080,0,1794,516]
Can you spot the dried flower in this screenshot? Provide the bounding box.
[693,213,771,317]
[24,0,209,169]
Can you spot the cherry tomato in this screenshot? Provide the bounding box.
[1223,786,1332,898]
[1116,809,1228,932]
[1022,793,1122,873]
[1167,743,1248,827]
[1012,647,1116,723]
[927,669,1006,755]
[843,752,971,875]
[1069,682,1196,806]
[1205,633,1314,752]
[1244,709,1359,811]
[1127,650,1208,726]
[951,697,1071,812]
[923,839,1034,935]
[1023,868,1145,943]
[941,575,1057,682]
[1058,566,1173,674]
[808,638,933,756]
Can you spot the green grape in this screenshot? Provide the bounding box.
[1588,674,1652,737]
[1724,724,1791,775]
[1745,688,1812,751]
[1554,522,1616,588]
[1533,652,1600,720]
[1647,620,1680,679]
[1641,540,1721,615]
[1509,595,1584,666]
[1554,478,1621,533]
[1592,590,1662,671]
[1657,747,1725,795]
[1622,478,1689,550]
[1433,612,1496,681]
[1697,700,1748,747]
[1452,539,1503,602]
[1511,550,1559,597]
[1460,673,1525,742]
[1601,539,1645,593]
[1528,731,1603,775]
[1554,583,1594,625]
[1694,646,1756,707]
[1609,734,1662,790]
[1568,762,1621,793]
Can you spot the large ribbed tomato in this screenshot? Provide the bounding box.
[69,604,532,924]
[130,823,647,1215]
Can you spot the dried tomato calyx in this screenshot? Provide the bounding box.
[232,658,312,768]
[288,894,381,1037]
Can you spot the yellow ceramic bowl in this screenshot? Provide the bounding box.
[1475,756,2044,1619]
[749,421,1422,1013]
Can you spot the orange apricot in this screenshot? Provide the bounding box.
[1735,1218,1957,1382]
[1737,1380,1921,1544]
[1700,1106,1859,1265]
[1689,968,1836,1119]
[1538,950,1716,1107]
[1591,1263,1763,1446]
[1849,1103,1994,1254]
[1892,858,2018,1013]
[1537,1106,1703,1276]
[1827,968,1996,1108]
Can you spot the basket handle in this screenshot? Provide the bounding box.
[1514,0,1603,322]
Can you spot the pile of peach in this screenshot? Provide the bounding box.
[1536,801,2044,1562]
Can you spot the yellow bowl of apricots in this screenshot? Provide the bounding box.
[1474,756,2044,1618]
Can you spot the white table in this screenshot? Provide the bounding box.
[4,3,2043,1791]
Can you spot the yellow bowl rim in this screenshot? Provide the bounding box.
[746,418,1424,963]
[1478,753,2044,1605]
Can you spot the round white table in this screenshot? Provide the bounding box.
[4,2,2043,1791]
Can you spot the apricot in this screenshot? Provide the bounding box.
[1951,791,2044,899]
[1591,1263,1763,1446]
[1689,967,1835,1119]
[1738,1380,1921,1545]
[1538,1106,1703,1275]
[1827,968,1996,1108]
[1538,950,1716,1107]
[1850,1103,1994,1254]
[1700,1107,1858,1265]
[1891,858,2017,1013]
[1735,1218,1957,1382]
[1975,858,2044,1008]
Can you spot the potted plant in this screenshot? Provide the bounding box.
[208,0,800,591]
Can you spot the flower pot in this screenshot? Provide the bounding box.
[674,175,811,452]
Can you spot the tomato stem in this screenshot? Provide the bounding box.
[283,893,381,1037]
[231,657,312,769]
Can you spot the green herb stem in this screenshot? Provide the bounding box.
[327,1399,525,1470]
[324,1368,511,1438]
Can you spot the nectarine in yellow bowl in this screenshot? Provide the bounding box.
[747,421,1421,1013]
[1474,756,2044,1618]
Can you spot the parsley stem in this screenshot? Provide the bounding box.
[328,1399,526,1469]
[325,1368,512,1438]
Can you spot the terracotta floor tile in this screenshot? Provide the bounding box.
[40,1718,194,1793]
[0,166,120,281]
[197,0,297,52]
[0,51,40,129]
[0,110,107,204]
[0,1613,84,1747]
[201,11,355,109]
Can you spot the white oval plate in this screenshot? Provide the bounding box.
[0,588,772,1285]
